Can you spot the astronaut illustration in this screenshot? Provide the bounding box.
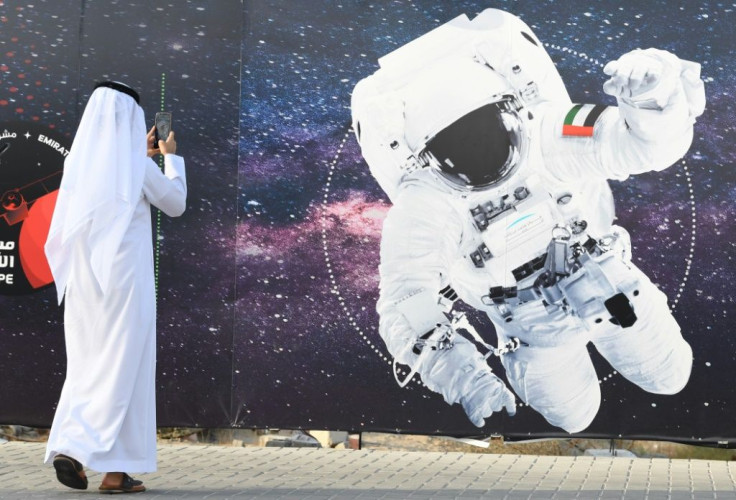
[351,9,706,433]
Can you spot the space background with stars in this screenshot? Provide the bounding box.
[238,0,735,443]
[0,0,242,428]
[1,0,734,444]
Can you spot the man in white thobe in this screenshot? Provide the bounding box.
[43,81,187,493]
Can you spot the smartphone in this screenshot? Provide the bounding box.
[153,112,172,148]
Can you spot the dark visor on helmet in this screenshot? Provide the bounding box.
[425,98,523,189]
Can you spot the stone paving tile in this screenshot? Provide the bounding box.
[3,442,736,499]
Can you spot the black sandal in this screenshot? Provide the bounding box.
[99,473,146,494]
[52,454,88,490]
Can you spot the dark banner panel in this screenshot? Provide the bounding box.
[0,1,82,426]
[236,0,736,443]
[236,0,394,431]
[1,0,734,444]
[76,0,242,429]
[0,0,241,428]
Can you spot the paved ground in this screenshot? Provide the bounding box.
[2,441,736,499]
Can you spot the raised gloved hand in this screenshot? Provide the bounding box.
[603,49,671,102]
[415,332,516,427]
[603,48,705,118]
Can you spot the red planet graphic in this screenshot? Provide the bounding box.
[0,121,68,295]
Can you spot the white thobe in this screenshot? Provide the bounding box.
[44,154,186,473]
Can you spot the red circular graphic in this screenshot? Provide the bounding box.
[0,121,69,295]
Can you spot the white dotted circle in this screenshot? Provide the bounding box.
[673,159,697,309]
[320,42,699,395]
[320,131,420,385]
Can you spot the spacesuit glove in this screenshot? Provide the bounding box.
[460,370,517,427]
[603,48,703,115]
[415,334,516,427]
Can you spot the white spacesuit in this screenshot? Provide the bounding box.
[351,9,706,433]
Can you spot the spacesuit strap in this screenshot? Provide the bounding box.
[393,322,454,388]
[388,287,452,388]
[450,312,492,352]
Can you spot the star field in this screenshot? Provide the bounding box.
[0,1,733,442]
[238,0,736,440]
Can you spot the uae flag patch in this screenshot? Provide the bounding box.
[562,104,607,137]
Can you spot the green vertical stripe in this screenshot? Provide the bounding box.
[155,73,166,299]
[563,104,583,125]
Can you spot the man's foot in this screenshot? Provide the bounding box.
[52,454,88,490]
[99,472,146,494]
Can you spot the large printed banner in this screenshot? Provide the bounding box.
[1,1,734,444]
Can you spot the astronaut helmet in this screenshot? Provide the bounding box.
[403,58,529,191]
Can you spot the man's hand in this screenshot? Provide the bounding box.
[146,126,158,157]
[146,126,178,156]
[159,130,177,155]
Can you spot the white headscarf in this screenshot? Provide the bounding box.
[45,85,147,304]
